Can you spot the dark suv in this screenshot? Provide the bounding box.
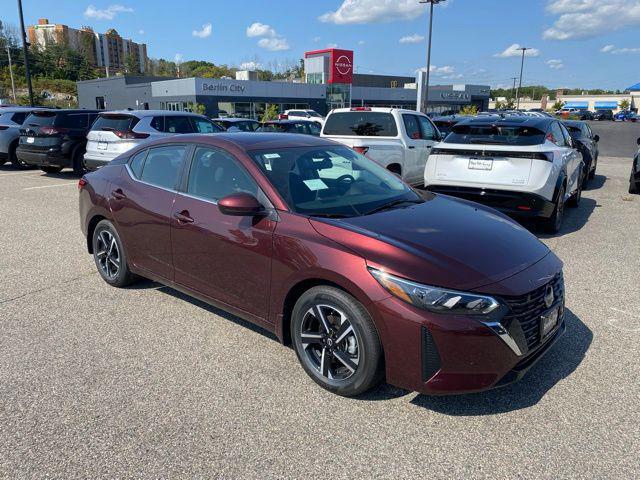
[593,110,614,121]
[17,109,101,174]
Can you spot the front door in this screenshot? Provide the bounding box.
[110,145,188,280]
[171,146,276,319]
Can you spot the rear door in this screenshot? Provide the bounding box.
[110,144,189,280]
[86,114,141,161]
[171,145,275,318]
[164,115,194,135]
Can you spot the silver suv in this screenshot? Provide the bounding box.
[0,106,47,168]
[84,110,223,170]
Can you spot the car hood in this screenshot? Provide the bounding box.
[310,193,550,292]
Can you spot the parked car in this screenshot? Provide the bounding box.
[630,138,640,194]
[431,115,470,138]
[17,109,101,174]
[593,110,614,121]
[578,110,594,121]
[280,109,325,126]
[0,106,46,168]
[424,117,584,233]
[555,108,580,116]
[562,120,599,187]
[321,107,441,186]
[79,132,566,397]
[258,120,321,136]
[84,110,223,170]
[212,118,259,132]
[614,110,638,122]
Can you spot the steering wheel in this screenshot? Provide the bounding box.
[335,174,356,193]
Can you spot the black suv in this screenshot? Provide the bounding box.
[593,110,614,121]
[258,120,321,136]
[17,109,101,174]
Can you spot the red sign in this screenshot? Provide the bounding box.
[305,48,354,84]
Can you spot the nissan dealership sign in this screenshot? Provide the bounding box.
[305,48,354,84]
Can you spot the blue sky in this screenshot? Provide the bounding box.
[4,0,640,90]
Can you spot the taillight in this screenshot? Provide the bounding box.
[350,107,371,111]
[278,114,288,120]
[78,178,87,190]
[353,146,369,155]
[40,126,69,135]
[114,130,150,139]
[531,152,554,162]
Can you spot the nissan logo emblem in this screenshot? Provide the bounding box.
[335,55,352,76]
[544,285,555,308]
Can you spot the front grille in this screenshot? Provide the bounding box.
[501,274,564,351]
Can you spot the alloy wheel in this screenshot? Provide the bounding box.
[300,305,360,380]
[95,229,121,279]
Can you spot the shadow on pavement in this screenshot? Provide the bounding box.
[410,308,591,415]
[585,173,607,191]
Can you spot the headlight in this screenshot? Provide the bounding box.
[369,268,500,315]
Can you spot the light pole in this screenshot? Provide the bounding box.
[511,76,518,98]
[515,47,530,110]
[6,45,17,102]
[419,0,446,114]
[17,0,35,106]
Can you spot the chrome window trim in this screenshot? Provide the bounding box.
[124,163,179,194]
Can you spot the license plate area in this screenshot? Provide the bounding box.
[26,137,35,144]
[468,157,493,170]
[97,142,108,151]
[540,306,561,339]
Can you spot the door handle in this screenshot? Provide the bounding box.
[173,210,194,224]
[408,146,415,149]
[111,189,126,200]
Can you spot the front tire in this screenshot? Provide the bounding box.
[291,286,383,397]
[92,220,136,287]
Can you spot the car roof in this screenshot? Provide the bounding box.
[329,107,421,115]
[561,120,585,128]
[99,109,206,118]
[213,118,258,122]
[0,106,48,113]
[454,116,555,128]
[138,132,337,152]
[262,120,317,125]
[432,115,471,122]
[30,109,101,114]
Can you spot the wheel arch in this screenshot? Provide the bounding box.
[387,163,402,175]
[86,214,107,254]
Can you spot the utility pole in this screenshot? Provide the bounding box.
[6,45,17,102]
[515,47,530,110]
[511,77,518,97]
[17,0,34,106]
[419,0,446,114]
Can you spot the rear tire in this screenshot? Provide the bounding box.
[630,172,639,194]
[568,168,583,208]
[72,146,86,176]
[542,185,565,234]
[40,166,63,174]
[92,220,136,288]
[291,286,383,397]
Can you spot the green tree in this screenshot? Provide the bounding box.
[619,99,630,110]
[261,103,279,122]
[459,105,478,116]
[124,54,140,75]
[192,103,207,115]
[552,100,565,111]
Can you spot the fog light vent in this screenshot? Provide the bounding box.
[421,326,442,382]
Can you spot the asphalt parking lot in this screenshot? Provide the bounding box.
[1,124,639,478]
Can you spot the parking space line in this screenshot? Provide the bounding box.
[0,171,43,177]
[22,183,76,191]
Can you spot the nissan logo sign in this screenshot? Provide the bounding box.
[335,55,352,75]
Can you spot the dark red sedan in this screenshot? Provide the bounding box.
[79,133,565,397]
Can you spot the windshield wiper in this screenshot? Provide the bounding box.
[364,198,423,216]
[307,212,350,219]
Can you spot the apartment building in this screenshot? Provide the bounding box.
[28,19,147,74]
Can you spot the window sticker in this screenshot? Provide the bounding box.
[303,179,329,191]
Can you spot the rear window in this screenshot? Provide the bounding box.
[24,111,56,127]
[92,114,138,132]
[565,125,581,138]
[58,113,89,129]
[323,112,398,137]
[445,124,546,146]
[11,112,29,125]
[259,123,287,133]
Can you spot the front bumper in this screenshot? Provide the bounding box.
[16,146,69,168]
[426,185,556,218]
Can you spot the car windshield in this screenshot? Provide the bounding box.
[565,125,581,138]
[307,111,322,118]
[251,145,419,217]
[445,124,546,146]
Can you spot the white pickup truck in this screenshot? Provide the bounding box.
[320,107,441,186]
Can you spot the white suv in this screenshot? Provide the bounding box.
[321,107,441,186]
[84,110,223,170]
[281,109,325,125]
[424,117,584,233]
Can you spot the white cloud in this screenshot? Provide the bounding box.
[543,0,640,40]
[494,44,541,58]
[399,33,425,44]
[358,40,366,45]
[320,0,424,24]
[246,22,276,38]
[547,59,564,69]
[192,23,212,38]
[239,61,262,70]
[247,22,289,51]
[601,44,640,54]
[84,4,133,20]
[258,37,290,51]
[416,65,462,79]
[174,53,183,64]
[313,36,321,43]
[326,43,339,48]
[138,29,145,35]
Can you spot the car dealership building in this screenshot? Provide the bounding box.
[77,48,490,118]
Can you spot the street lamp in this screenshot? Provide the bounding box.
[16,0,34,106]
[419,0,446,114]
[515,47,530,110]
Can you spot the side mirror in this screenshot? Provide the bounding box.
[218,192,264,216]
[594,134,600,143]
